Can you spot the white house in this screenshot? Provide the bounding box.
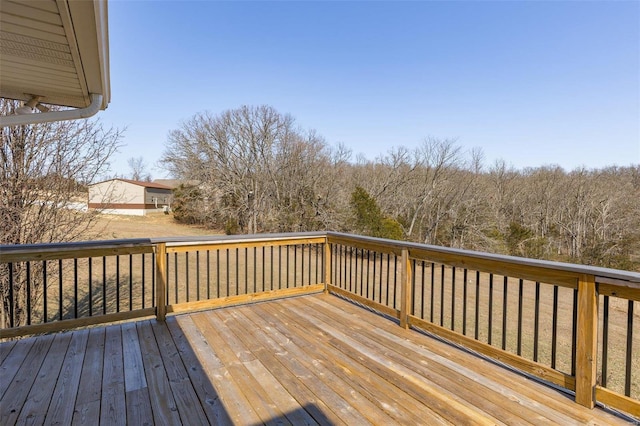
[88,179,173,216]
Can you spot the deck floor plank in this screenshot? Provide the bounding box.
[253,300,450,426]
[44,328,89,425]
[238,303,438,426]
[122,321,147,392]
[16,332,73,425]
[0,333,55,425]
[208,308,349,426]
[0,336,34,398]
[188,312,264,425]
[125,387,154,426]
[0,293,634,425]
[242,357,320,426]
[73,327,106,426]
[100,325,126,426]
[215,307,377,425]
[318,293,627,425]
[167,316,233,425]
[150,319,212,425]
[136,320,183,425]
[0,338,16,365]
[214,306,387,425]
[199,311,294,425]
[292,296,541,425]
[285,297,500,426]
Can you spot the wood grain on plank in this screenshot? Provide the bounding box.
[136,320,183,425]
[208,309,347,426]
[253,301,450,426]
[150,320,211,425]
[0,333,55,425]
[199,312,291,425]
[166,316,233,425]
[126,387,154,426]
[0,293,632,425]
[0,336,34,398]
[44,329,89,425]
[302,296,563,425]
[188,312,264,425]
[122,321,147,392]
[318,293,626,425]
[285,297,502,426]
[100,325,126,426]
[73,327,106,425]
[0,338,16,365]
[16,332,73,425]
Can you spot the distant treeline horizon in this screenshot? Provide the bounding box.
[159,105,640,271]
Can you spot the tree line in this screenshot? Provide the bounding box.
[162,105,640,271]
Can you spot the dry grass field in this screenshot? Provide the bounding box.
[86,212,222,240]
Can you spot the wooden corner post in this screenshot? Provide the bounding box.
[324,239,331,294]
[155,242,167,322]
[575,274,598,408]
[400,248,412,329]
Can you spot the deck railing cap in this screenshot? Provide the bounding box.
[153,231,326,246]
[0,238,153,253]
[326,231,640,285]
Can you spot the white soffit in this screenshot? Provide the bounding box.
[0,0,110,110]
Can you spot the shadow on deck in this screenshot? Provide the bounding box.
[0,293,634,425]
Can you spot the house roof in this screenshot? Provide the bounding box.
[89,178,173,190]
[0,0,110,110]
[153,179,201,189]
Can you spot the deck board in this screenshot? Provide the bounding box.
[17,332,72,424]
[0,336,33,398]
[151,319,211,425]
[0,338,16,365]
[0,293,634,425]
[292,296,536,424]
[1,333,54,425]
[100,325,126,426]
[166,316,231,424]
[44,329,89,425]
[137,320,183,425]
[73,327,105,425]
[249,301,447,425]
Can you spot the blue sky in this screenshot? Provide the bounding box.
[99,1,640,178]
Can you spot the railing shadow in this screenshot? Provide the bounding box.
[248,406,334,426]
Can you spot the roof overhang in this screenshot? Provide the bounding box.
[0,0,110,123]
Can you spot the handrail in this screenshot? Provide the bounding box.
[1,232,638,418]
[0,234,327,338]
[326,232,640,285]
[0,239,153,262]
[3,232,637,284]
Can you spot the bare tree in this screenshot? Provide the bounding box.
[161,104,640,270]
[162,105,337,233]
[127,156,151,181]
[0,99,123,327]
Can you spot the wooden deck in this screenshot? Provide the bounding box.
[0,293,633,425]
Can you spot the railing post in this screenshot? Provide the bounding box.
[155,242,167,322]
[324,240,331,294]
[400,248,412,329]
[576,274,598,408]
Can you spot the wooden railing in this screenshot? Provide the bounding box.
[325,232,640,418]
[0,233,326,337]
[154,234,326,319]
[1,232,638,418]
[0,239,156,336]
